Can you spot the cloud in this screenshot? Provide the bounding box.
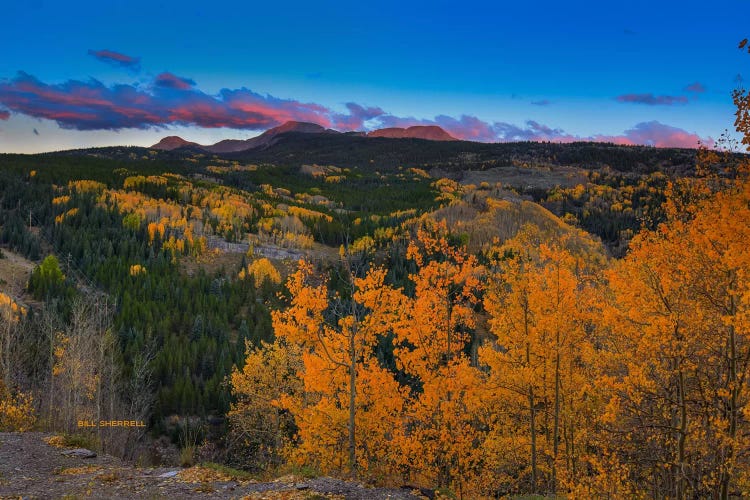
[593,121,713,149]
[88,49,141,71]
[684,82,706,93]
[332,102,386,130]
[438,115,504,142]
[0,71,712,148]
[493,120,569,142]
[154,72,196,90]
[0,71,334,131]
[531,99,552,106]
[615,93,688,106]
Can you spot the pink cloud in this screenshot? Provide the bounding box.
[154,72,195,90]
[0,72,333,131]
[593,121,713,148]
[0,110,9,120]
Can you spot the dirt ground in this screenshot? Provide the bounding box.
[0,248,36,305]
[0,432,423,499]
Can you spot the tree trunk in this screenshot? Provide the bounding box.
[530,385,537,494]
[552,339,560,494]
[348,318,357,478]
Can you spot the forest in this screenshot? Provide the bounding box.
[1,52,749,500]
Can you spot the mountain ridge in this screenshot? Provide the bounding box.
[151,121,456,152]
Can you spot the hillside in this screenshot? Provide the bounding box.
[141,121,703,175]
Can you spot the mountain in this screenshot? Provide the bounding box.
[151,136,201,151]
[151,122,455,153]
[151,121,336,153]
[205,121,337,153]
[367,125,456,141]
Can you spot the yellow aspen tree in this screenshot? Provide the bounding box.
[481,226,599,496]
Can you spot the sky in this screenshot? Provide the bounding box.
[0,0,747,153]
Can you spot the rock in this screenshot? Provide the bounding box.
[157,470,180,478]
[61,448,97,458]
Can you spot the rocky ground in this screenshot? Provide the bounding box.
[0,433,424,499]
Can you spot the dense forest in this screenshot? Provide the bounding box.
[1,61,750,499]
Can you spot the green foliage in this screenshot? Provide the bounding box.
[58,432,101,450]
[29,255,67,300]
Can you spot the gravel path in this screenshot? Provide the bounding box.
[0,432,422,499]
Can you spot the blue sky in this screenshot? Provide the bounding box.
[0,0,746,152]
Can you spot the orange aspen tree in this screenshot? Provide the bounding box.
[585,160,750,497]
[271,259,404,478]
[360,220,485,496]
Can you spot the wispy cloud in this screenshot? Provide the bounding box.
[0,71,712,148]
[531,99,552,106]
[684,82,706,93]
[615,93,688,106]
[88,49,141,71]
[332,102,386,130]
[154,72,196,90]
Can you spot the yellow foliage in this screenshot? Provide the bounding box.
[68,180,105,193]
[239,258,282,287]
[44,435,67,448]
[0,382,36,432]
[54,207,79,224]
[129,264,147,276]
[0,292,26,322]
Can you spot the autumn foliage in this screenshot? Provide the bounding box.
[230,151,750,497]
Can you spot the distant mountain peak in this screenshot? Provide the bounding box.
[271,121,329,134]
[151,136,200,150]
[368,125,456,141]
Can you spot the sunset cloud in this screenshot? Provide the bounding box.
[332,102,386,130]
[153,72,196,90]
[88,49,141,71]
[0,72,332,131]
[594,121,712,148]
[615,93,688,106]
[0,71,712,148]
